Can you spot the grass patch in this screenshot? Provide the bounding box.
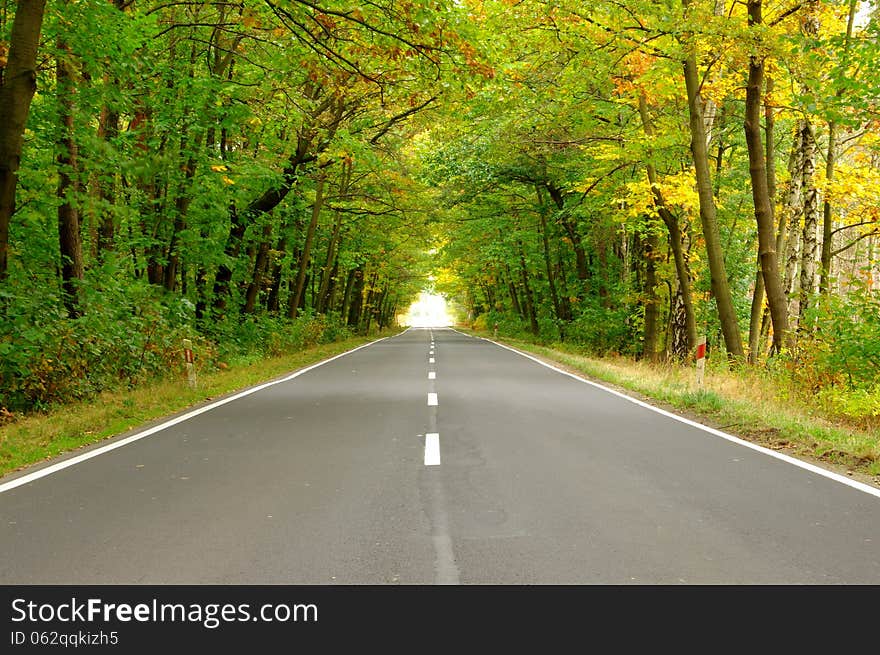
[0,330,399,479]
[463,328,880,486]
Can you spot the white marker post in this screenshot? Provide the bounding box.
[695,335,706,387]
[183,338,197,389]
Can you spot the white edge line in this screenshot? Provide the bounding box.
[425,433,441,466]
[447,327,880,500]
[0,336,390,494]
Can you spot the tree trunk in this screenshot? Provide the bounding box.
[744,7,789,354]
[797,4,820,332]
[668,282,690,360]
[340,266,357,322]
[365,284,383,334]
[682,2,744,359]
[323,255,341,312]
[211,202,245,317]
[317,162,349,313]
[264,232,287,314]
[553,238,572,321]
[798,118,818,330]
[820,0,857,294]
[56,43,84,318]
[748,74,776,361]
[781,123,805,322]
[642,229,660,361]
[288,173,325,319]
[316,229,341,314]
[536,186,564,334]
[503,262,523,318]
[164,146,195,292]
[637,94,697,354]
[95,0,129,254]
[360,271,378,334]
[518,242,539,335]
[820,121,837,296]
[195,246,208,321]
[242,223,272,314]
[346,265,365,329]
[0,0,48,281]
[95,101,119,256]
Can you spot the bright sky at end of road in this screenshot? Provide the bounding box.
[402,292,452,327]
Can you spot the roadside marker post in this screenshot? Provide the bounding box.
[183,338,197,389]
[695,335,706,387]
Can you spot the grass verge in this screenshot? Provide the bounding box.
[461,328,880,489]
[0,330,399,479]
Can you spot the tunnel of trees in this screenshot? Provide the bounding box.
[1,0,879,415]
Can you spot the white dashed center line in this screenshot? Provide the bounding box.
[427,392,438,406]
[429,357,435,363]
[424,433,440,465]
[428,371,436,380]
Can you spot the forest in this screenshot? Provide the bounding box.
[1,0,879,431]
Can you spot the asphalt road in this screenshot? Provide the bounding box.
[2,327,879,584]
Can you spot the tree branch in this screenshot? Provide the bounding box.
[831,229,879,257]
[830,219,878,237]
[369,96,438,144]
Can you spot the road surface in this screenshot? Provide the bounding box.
[2,327,879,583]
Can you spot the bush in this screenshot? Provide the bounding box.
[0,278,207,411]
[566,298,631,355]
[0,274,353,413]
[213,312,352,363]
[798,280,880,391]
[813,386,880,423]
[477,310,534,340]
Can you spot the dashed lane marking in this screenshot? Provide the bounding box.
[425,433,441,466]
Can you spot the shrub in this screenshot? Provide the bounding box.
[798,280,880,391]
[0,278,206,410]
[566,298,631,355]
[0,274,354,413]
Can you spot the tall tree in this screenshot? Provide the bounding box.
[0,0,47,281]
[744,0,789,353]
[56,39,84,317]
[681,0,744,359]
